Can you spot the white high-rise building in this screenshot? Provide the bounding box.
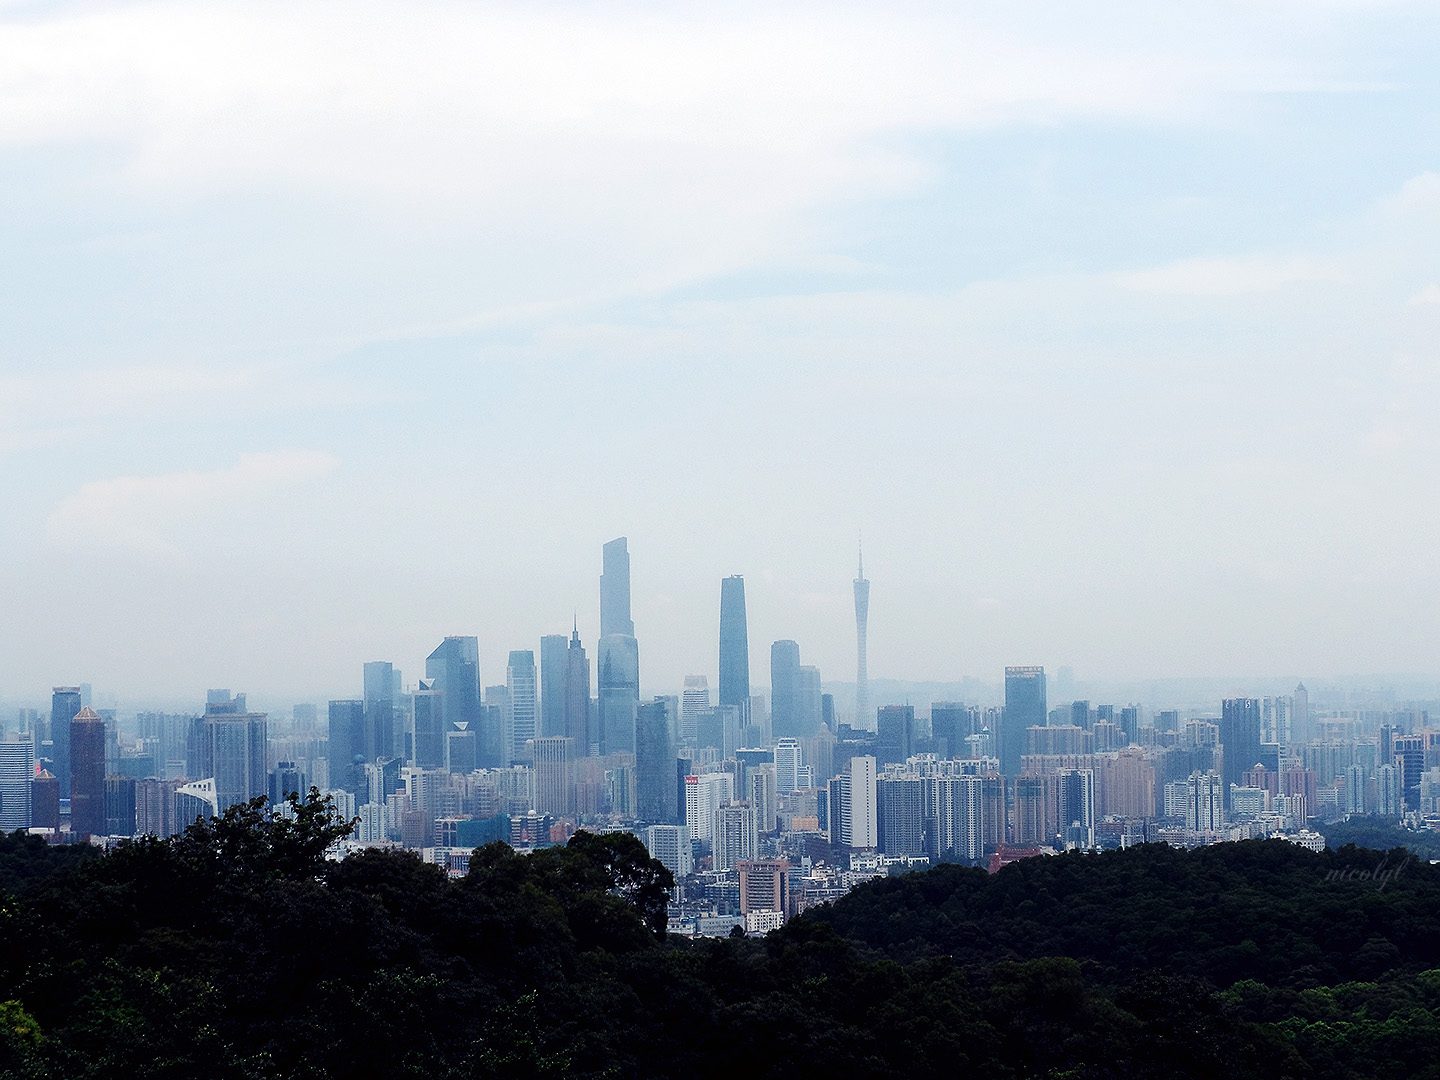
[685,771,734,845]
[712,802,758,871]
[774,738,803,793]
[933,774,985,861]
[827,755,878,849]
[681,675,710,744]
[1186,771,1224,832]
[748,763,778,834]
[0,736,36,832]
[507,651,537,764]
[645,823,693,879]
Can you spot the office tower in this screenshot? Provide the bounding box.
[827,755,878,849]
[1057,769,1096,850]
[795,665,823,739]
[636,698,677,823]
[600,537,635,638]
[505,651,537,763]
[770,641,802,739]
[854,546,870,729]
[1220,698,1263,804]
[0,736,36,831]
[876,705,915,766]
[268,761,306,805]
[204,698,268,813]
[426,636,482,742]
[1070,700,1091,729]
[1378,764,1401,817]
[411,682,445,769]
[680,675,710,743]
[737,858,791,917]
[564,626,592,755]
[104,776,137,837]
[539,634,569,738]
[684,772,733,845]
[1292,683,1311,745]
[50,687,82,794]
[363,661,397,762]
[327,700,366,795]
[597,634,640,756]
[1186,771,1224,832]
[529,736,573,818]
[30,771,60,830]
[1002,667,1047,776]
[69,707,107,838]
[876,775,926,857]
[645,823,692,879]
[930,703,967,760]
[718,576,751,724]
[748,763,778,834]
[774,738,803,793]
[444,723,477,774]
[712,802,758,872]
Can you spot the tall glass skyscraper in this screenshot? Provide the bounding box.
[600,537,635,638]
[719,576,750,724]
[1002,666,1047,777]
[69,707,107,838]
[565,626,591,755]
[539,634,569,738]
[597,635,639,755]
[426,636,482,745]
[50,686,82,794]
[506,650,537,763]
[362,661,396,762]
[770,640,801,739]
[635,698,676,823]
[327,699,365,794]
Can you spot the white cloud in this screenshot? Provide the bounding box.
[1115,254,1348,297]
[47,450,340,554]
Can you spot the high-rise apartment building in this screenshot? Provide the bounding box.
[712,802,758,872]
[645,823,692,879]
[202,692,268,812]
[718,576,750,725]
[684,771,733,845]
[826,755,877,849]
[1186,770,1224,832]
[680,675,710,744]
[1002,667,1047,777]
[69,707,107,838]
[876,774,926,857]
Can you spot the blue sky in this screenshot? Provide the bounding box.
[1,2,1437,706]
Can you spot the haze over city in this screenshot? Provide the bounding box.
[3,3,1438,704]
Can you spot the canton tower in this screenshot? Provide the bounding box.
[853,544,870,729]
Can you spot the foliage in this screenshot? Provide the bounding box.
[7,806,1440,1078]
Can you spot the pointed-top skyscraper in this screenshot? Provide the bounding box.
[854,544,871,730]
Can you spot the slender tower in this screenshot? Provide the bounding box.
[853,544,870,730]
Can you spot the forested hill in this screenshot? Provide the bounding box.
[4,796,1440,1080]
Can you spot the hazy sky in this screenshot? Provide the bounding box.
[2,2,1438,707]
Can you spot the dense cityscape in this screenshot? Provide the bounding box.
[4,536,1431,939]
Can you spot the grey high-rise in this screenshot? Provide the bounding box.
[719,576,750,724]
[426,636,482,743]
[1220,698,1263,805]
[854,546,870,729]
[507,650,537,763]
[539,634,569,737]
[600,537,635,638]
[597,634,640,756]
[50,687,82,794]
[635,698,677,824]
[327,699,366,794]
[565,625,591,755]
[770,640,802,740]
[1002,667,1046,777]
[362,661,396,762]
